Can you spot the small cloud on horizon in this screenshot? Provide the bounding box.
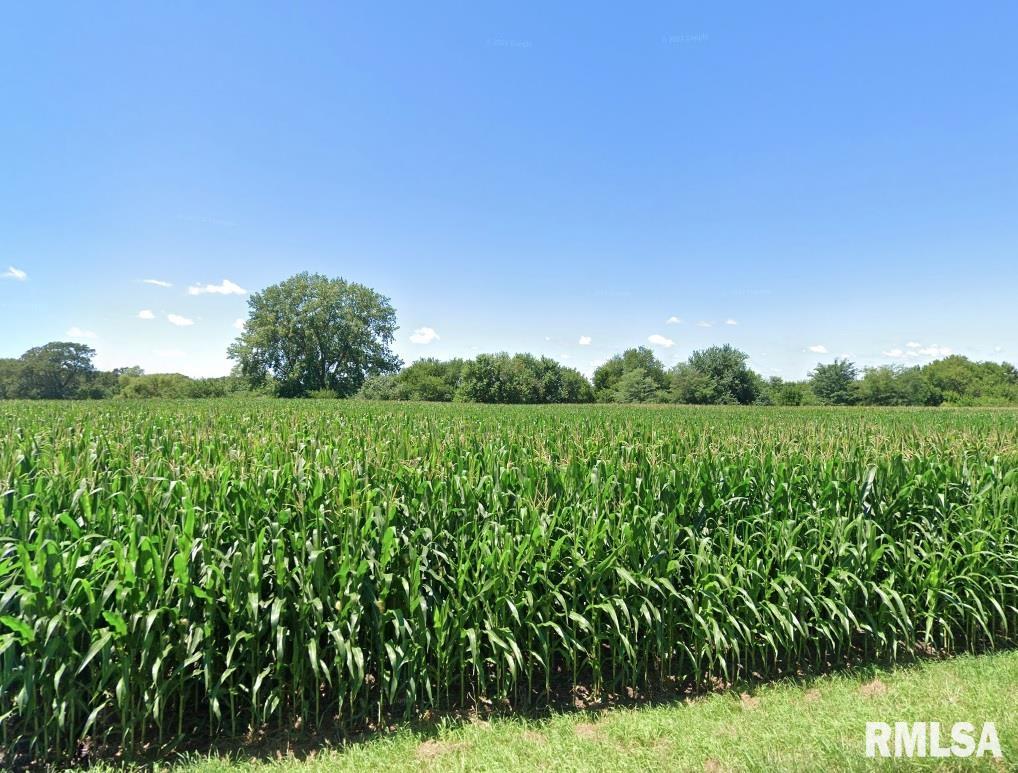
[578,335,592,345]
[143,279,172,287]
[807,344,828,354]
[666,316,682,325]
[2,266,27,281]
[648,333,674,348]
[188,279,246,296]
[724,318,738,326]
[409,326,440,344]
[167,313,195,327]
[67,326,97,339]
[233,318,246,330]
[696,321,712,327]
[884,342,952,359]
[137,309,155,320]
[915,344,951,357]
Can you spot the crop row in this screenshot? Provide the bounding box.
[1,402,1016,763]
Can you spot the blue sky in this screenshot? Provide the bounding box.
[1,3,1015,379]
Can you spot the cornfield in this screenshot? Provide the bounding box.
[1,401,1016,763]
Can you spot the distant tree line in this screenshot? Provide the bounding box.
[3,339,1017,406]
[596,347,1018,406]
[359,354,594,404]
[0,342,255,400]
[800,356,1018,406]
[220,271,1018,406]
[358,346,1018,407]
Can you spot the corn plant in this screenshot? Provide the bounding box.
[0,401,1016,764]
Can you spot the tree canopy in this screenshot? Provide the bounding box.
[455,353,593,404]
[809,359,859,405]
[593,347,668,400]
[13,342,98,399]
[922,355,1018,404]
[3,325,1018,409]
[681,344,761,405]
[355,353,593,404]
[854,365,940,406]
[611,368,663,403]
[228,272,400,397]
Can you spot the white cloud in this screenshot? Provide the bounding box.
[143,279,172,287]
[648,334,674,348]
[137,309,155,320]
[578,335,592,346]
[154,349,186,358]
[188,279,246,296]
[66,326,96,339]
[409,326,440,344]
[995,346,1004,353]
[885,342,952,359]
[233,318,246,330]
[724,318,738,326]
[696,320,712,327]
[808,344,828,354]
[167,313,195,327]
[666,316,682,325]
[2,266,27,281]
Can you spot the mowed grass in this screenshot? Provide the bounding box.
[1,401,1017,765]
[121,650,1018,772]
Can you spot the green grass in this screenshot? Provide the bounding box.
[1,401,1016,765]
[111,650,1018,771]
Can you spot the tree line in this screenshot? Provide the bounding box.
[0,342,253,400]
[4,339,1016,407]
[357,346,1018,406]
[3,273,1016,405]
[359,354,594,403]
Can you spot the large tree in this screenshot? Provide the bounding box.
[668,362,717,404]
[452,353,594,404]
[228,272,400,397]
[680,344,760,404]
[593,347,668,400]
[17,342,97,399]
[612,368,664,403]
[809,358,858,405]
[0,358,23,399]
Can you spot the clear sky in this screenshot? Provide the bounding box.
[1,3,1015,379]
